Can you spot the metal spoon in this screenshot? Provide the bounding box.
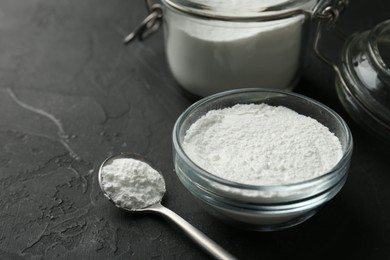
[98,153,236,260]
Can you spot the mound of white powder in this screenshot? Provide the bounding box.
[183,104,343,185]
[101,158,166,209]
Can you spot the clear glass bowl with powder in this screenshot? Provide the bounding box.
[172,88,353,231]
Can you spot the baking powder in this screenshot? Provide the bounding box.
[101,158,165,209]
[183,104,343,185]
[165,3,305,97]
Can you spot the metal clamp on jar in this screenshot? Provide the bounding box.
[124,0,348,97]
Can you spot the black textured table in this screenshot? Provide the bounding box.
[1,0,389,259]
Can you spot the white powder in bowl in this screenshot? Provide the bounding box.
[182,104,343,185]
[100,158,166,209]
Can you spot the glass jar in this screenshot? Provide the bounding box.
[126,0,348,97]
[336,20,390,142]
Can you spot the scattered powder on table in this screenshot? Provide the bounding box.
[183,104,343,185]
[101,158,166,209]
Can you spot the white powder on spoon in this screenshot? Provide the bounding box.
[183,104,343,185]
[100,158,166,209]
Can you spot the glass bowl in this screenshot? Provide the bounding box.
[172,88,353,231]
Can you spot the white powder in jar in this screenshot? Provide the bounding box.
[100,158,166,209]
[182,0,295,17]
[182,104,343,185]
[164,4,308,97]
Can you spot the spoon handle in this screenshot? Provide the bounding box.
[151,204,236,260]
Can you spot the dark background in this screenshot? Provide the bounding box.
[0,0,389,259]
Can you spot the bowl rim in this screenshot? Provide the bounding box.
[172,88,353,192]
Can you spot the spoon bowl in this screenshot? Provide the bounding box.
[98,153,166,211]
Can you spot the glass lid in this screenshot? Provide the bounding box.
[338,19,390,141]
[162,0,318,20]
[370,20,390,83]
[368,20,390,115]
[350,20,390,123]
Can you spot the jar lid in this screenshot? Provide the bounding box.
[337,20,390,141]
[162,0,318,20]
